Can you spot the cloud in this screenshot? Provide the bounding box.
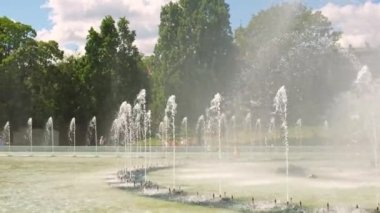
[37,0,173,55]
[320,1,380,48]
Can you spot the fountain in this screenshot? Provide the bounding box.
[324,120,329,130]
[255,118,262,146]
[136,89,147,157]
[209,93,223,195]
[181,117,188,153]
[196,115,206,151]
[3,121,10,153]
[144,109,151,182]
[133,103,142,157]
[45,117,54,154]
[245,112,252,146]
[88,116,97,154]
[221,114,228,154]
[27,118,32,153]
[121,102,133,158]
[273,85,289,201]
[163,115,169,162]
[209,93,223,160]
[146,110,152,167]
[68,117,75,155]
[111,117,121,154]
[268,117,276,145]
[127,104,133,169]
[112,101,134,176]
[158,121,165,161]
[165,95,177,189]
[296,118,302,145]
[354,65,378,168]
[355,65,372,85]
[205,109,211,151]
[230,115,236,156]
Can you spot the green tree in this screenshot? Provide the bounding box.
[83,16,148,141]
[0,17,63,133]
[152,0,236,126]
[235,3,355,124]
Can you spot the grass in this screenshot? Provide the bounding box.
[1,148,378,212]
[0,156,233,213]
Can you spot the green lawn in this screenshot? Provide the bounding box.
[0,148,378,212]
[0,156,232,213]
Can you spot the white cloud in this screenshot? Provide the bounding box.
[320,1,380,48]
[37,0,173,55]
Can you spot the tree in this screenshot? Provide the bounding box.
[234,3,356,124]
[152,0,236,126]
[0,16,63,134]
[83,16,148,141]
[51,56,93,145]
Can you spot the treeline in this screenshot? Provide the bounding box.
[0,1,358,145]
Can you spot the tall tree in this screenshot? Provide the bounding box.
[83,16,148,141]
[0,16,63,133]
[152,0,236,126]
[235,3,355,124]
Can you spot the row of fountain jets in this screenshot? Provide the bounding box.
[1,86,291,199]
[1,65,375,202]
[1,87,302,153]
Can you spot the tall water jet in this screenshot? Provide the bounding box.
[111,101,132,173]
[127,103,133,169]
[158,120,165,162]
[146,110,152,167]
[245,112,253,146]
[323,120,329,130]
[3,121,10,153]
[120,103,128,154]
[133,103,142,157]
[352,65,380,204]
[165,95,177,189]
[221,114,228,153]
[27,118,32,153]
[163,115,169,161]
[143,109,151,182]
[255,119,262,146]
[88,116,97,154]
[273,86,289,201]
[231,115,237,156]
[268,117,276,144]
[196,115,206,151]
[339,47,362,71]
[111,118,121,154]
[68,118,76,155]
[354,65,379,169]
[45,117,54,154]
[355,65,371,86]
[296,118,302,145]
[116,102,132,159]
[209,93,223,195]
[205,109,211,151]
[136,89,146,156]
[181,117,188,153]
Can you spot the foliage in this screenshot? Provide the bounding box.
[151,0,236,127]
[0,2,365,145]
[0,16,63,129]
[234,3,356,124]
[0,16,148,145]
[83,16,148,142]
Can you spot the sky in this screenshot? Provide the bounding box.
[0,0,379,55]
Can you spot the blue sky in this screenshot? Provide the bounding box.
[0,0,378,54]
[0,0,48,29]
[1,0,369,31]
